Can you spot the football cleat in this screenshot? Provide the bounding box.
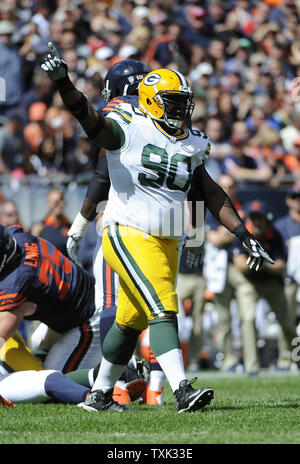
[0,395,16,408]
[123,355,150,383]
[78,388,131,412]
[113,385,131,404]
[174,378,214,414]
[113,379,148,404]
[143,385,164,406]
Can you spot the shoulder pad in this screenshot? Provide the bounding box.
[110,103,133,125]
[7,225,24,236]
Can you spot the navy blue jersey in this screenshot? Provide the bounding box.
[0,227,95,333]
[101,95,138,117]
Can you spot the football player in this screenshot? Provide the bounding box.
[0,368,90,405]
[0,224,100,373]
[42,43,274,413]
[65,58,168,405]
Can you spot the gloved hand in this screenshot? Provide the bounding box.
[41,41,68,81]
[185,242,205,269]
[66,236,82,266]
[242,235,275,272]
[66,212,91,265]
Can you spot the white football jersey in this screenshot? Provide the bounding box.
[102,103,210,238]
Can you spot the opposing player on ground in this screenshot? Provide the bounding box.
[0,368,90,405]
[42,43,274,413]
[0,224,100,373]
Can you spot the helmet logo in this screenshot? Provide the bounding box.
[144,73,161,86]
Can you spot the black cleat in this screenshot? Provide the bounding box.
[78,389,131,412]
[174,378,214,413]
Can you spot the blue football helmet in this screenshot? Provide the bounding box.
[0,225,17,274]
[102,59,150,103]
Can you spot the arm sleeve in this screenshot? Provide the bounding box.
[80,155,111,221]
[85,155,110,204]
[54,76,123,150]
[190,165,244,233]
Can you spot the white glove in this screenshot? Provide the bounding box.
[41,41,68,81]
[67,212,91,265]
[242,235,275,272]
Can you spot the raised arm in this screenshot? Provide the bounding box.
[41,42,122,151]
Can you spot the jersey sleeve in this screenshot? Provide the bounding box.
[191,131,211,171]
[0,289,27,311]
[106,103,133,152]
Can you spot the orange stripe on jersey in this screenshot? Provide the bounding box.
[0,297,26,311]
[0,294,25,307]
[105,262,112,308]
[102,98,124,113]
[0,293,19,300]
[149,350,157,364]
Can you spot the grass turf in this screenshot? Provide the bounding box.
[1,372,300,445]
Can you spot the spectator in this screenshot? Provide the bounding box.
[281,137,300,181]
[31,188,70,255]
[0,200,22,228]
[176,205,206,372]
[23,102,48,153]
[63,136,97,176]
[280,110,300,154]
[221,121,272,182]
[0,114,29,173]
[0,20,23,116]
[217,92,237,139]
[34,135,62,176]
[20,72,54,122]
[275,185,300,369]
[231,201,299,374]
[180,5,212,48]
[145,22,191,74]
[204,174,244,371]
[205,117,231,161]
[31,0,52,38]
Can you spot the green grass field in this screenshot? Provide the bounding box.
[1,371,300,445]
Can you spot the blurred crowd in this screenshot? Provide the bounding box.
[0,0,300,374]
[0,0,300,183]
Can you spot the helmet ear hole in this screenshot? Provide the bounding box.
[147,98,152,105]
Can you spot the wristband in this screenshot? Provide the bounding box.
[233,224,251,243]
[68,212,91,239]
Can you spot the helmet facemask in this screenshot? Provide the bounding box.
[0,236,17,274]
[154,91,194,129]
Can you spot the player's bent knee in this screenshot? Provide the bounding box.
[149,311,178,323]
[116,321,141,335]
